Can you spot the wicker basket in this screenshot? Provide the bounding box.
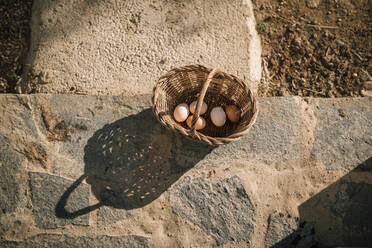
[152,65,258,146]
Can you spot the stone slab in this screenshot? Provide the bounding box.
[0,136,26,216]
[0,234,149,248]
[0,94,371,247]
[22,0,261,95]
[311,98,372,170]
[264,213,317,248]
[96,206,132,226]
[299,160,372,247]
[264,213,298,247]
[1,94,303,178]
[1,95,370,175]
[170,176,255,245]
[200,97,301,167]
[29,172,90,229]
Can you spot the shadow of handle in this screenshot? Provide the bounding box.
[55,174,103,219]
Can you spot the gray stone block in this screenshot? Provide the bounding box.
[29,172,90,229]
[264,213,317,248]
[38,95,155,179]
[311,98,372,170]
[97,206,132,225]
[264,213,298,247]
[299,160,372,246]
[330,181,372,233]
[201,97,300,166]
[170,176,255,245]
[0,136,26,215]
[1,234,149,248]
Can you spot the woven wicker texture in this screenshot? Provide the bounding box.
[152,65,258,146]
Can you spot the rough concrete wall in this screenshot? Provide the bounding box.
[21,0,261,95]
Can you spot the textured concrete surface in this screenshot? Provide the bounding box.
[21,0,261,95]
[0,94,371,247]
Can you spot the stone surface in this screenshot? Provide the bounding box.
[170,176,255,245]
[48,95,155,179]
[264,213,298,247]
[0,94,371,247]
[299,160,372,247]
[330,182,372,232]
[311,98,372,170]
[29,172,90,229]
[97,206,132,225]
[22,0,261,95]
[0,136,26,215]
[1,234,149,248]
[83,108,211,210]
[200,97,301,167]
[264,213,317,248]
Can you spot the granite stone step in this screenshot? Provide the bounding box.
[0,94,371,247]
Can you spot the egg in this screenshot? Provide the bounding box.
[173,103,189,122]
[186,116,206,130]
[225,105,241,123]
[189,101,208,115]
[210,107,226,127]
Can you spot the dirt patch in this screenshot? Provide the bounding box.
[41,105,73,142]
[254,0,372,97]
[23,142,48,169]
[0,0,32,93]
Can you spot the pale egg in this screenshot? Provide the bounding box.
[186,116,206,130]
[173,103,189,122]
[210,107,226,127]
[225,105,241,123]
[189,101,208,115]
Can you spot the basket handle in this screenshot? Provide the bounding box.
[191,68,221,134]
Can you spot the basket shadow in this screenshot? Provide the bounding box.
[85,108,215,209]
[56,108,214,218]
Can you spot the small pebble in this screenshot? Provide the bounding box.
[336,40,345,46]
[306,0,320,9]
[361,89,372,97]
[363,81,372,90]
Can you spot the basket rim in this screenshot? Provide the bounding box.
[152,64,258,146]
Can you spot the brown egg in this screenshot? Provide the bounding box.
[186,116,206,130]
[225,105,241,123]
